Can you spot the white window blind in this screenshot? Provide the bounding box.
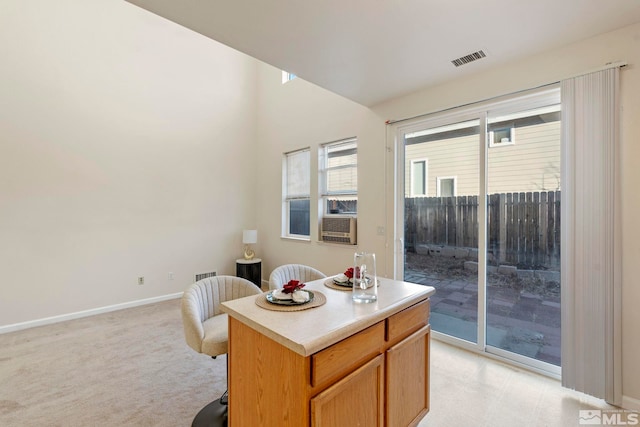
[286,149,310,199]
[320,138,357,215]
[284,148,311,237]
[322,139,357,197]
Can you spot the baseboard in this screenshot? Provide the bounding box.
[622,395,640,411]
[0,292,183,335]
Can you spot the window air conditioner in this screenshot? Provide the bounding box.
[321,216,357,245]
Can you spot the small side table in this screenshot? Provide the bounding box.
[236,258,262,289]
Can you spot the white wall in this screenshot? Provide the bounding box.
[254,64,387,280]
[373,22,640,408]
[0,0,259,326]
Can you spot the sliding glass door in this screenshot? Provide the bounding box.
[397,88,561,373]
[403,117,481,345]
[485,103,562,369]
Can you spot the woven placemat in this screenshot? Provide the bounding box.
[324,278,353,292]
[255,290,327,312]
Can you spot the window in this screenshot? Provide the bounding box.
[410,159,428,196]
[488,126,515,147]
[319,138,357,215]
[436,176,457,197]
[283,149,310,238]
[282,70,297,84]
[488,105,560,148]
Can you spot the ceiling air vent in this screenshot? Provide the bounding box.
[451,50,486,67]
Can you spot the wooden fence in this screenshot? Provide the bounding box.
[405,191,561,269]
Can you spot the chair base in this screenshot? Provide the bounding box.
[191,398,227,427]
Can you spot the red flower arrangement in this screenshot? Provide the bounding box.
[282,279,305,294]
[343,267,360,279]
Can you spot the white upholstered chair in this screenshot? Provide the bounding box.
[268,264,327,290]
[181,275,262,426]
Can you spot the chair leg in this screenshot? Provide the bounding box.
[191,355,229,427]
[222,355,228,404]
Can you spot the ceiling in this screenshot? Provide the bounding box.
[127,0,640,107]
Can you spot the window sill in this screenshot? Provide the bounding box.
[280,236,311,243]
[488,141,515,148]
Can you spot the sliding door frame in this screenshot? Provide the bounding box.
[394,110,487,355]
[390,86,562,377]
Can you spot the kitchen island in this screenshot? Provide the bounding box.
[221,276,435,427]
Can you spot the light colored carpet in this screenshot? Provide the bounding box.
[0,299,226,427]
[1,298,619,427]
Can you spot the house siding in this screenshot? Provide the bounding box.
[404,120,560,197]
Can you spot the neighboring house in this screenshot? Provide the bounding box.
[404,107,561,197]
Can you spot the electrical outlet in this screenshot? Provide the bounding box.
[138,276,144,285]
[168,272,174,280]
[377,226,385,235]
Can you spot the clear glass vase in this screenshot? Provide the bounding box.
[352,252,377,303]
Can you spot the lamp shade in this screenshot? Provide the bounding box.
[242,229,257,244]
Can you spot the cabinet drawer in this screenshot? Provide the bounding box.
[311,321,384,388]
[386,299,430,345]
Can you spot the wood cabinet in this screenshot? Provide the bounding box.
[311,354,384,427]
[386,324,430,427]
[227,297,431,427]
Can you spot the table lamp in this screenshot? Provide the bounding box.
[242,229,257,260]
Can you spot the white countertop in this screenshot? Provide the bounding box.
[221,276,435,357]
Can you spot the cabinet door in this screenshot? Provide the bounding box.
[311,354,384,427]
[386,324,430,427]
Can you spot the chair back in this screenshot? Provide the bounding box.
[181,275,261,354]
[268,264,327,290]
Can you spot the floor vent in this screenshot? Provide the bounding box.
[451,50,486,67]
[194,271,216,282]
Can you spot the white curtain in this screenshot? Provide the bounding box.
[561,67,621,404]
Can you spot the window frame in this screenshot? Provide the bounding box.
[282,148,311,240]
[319,138,358,216]
[488,126,515,147]
[410,158,428,197]
[281,70,297,84]
[436,176,457,197]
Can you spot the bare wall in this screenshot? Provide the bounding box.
[0,0,259,326]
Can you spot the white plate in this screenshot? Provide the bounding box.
[265,290,315,306]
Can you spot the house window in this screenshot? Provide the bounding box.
[489,104,561,148]
[489,125,515,147]
[411,159,428,196]
[282,70,297,84]
[283,148,310,238]
[437,176,457,197]
[320,138,357,215]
